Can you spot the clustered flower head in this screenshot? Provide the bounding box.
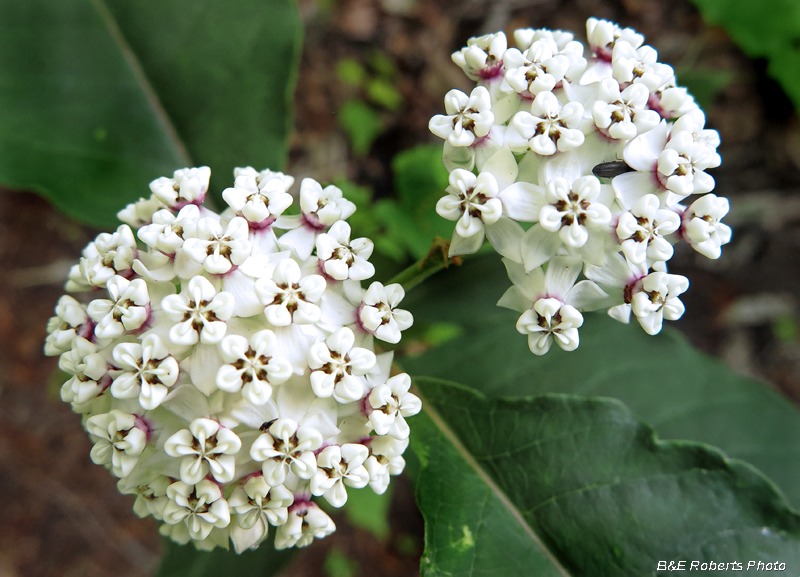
[431,18,730,355]
[47,166,420,552]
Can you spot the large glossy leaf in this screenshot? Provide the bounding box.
[412,377,800,577]
[689,0,800,110]
[0,0,301,228]
[156,536,294,577]
[402,255,800,508]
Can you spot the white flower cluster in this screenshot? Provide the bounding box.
[47,166,420,552]
[430,18,731,355]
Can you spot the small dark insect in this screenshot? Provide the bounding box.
[592,160,634,179]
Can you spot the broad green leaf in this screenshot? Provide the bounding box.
[156,536,294,577]
[412,377,800,577]
[690,0,800,110]
[0,0,302,228]
[402,255,800,508]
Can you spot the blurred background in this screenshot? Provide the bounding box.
[2,0,800,575]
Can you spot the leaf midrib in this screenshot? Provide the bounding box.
[89,0,192,167]
[417,388,573,577]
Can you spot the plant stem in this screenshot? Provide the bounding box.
[388,237,462,292]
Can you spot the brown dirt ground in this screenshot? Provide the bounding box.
[2,0,800,575]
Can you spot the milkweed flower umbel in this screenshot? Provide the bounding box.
[46,166,419,553]
[430,18,730,354]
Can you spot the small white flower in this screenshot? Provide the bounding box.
[451,32,507,82]
[45,296,90,356]
[534,175,612,257]
[183,217,252,275]
[657,130,719,198]
[611,41,674,91]
[298,179,356,228]
[315,221,375,281]
[250,418,322,486]
[359,282,413,344]
[510,91,585,155]
[274,502,335,550]
[502,39,569,97]
[109,334,179,410]
[138,205,200,255]
[228,477,293,553]
[367,373,421,439]
[308,328,376,402]
[216,330,292,405]
[651,83,698,119]
[149,166,211,208]
[255,259,326,326]
[162,479,231,541]
[591,78,660,140]
[684,194,732,259]
[87,276,150,339]
[165,418,242,485]
[117,196,166,228]
[586,18,643,59]
[630,271,689,335]
[516,297,584,355]
[616,194,681,264]
[59,337,109,405]
[86,410,148,477]
[363,436,408,495]
[310,444,370,507]
[161,276,235,345]
[66,225,137,291]
[429,87,494,147]
[436,169,503,250]
[234,167,295,190]
[122,475,170,520]
[222,174,293,225]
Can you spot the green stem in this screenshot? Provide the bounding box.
[387,237,462,292]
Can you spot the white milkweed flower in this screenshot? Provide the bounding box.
[359,282,413,344]
[315,220,375,281]
[109,334,179,409]
[432,18,728,354]
[49,165,417,552]
[451,31,507,82]
[183,216,252,275]
[86,410,148,478]
[87,276,151,339]
[149,166,211,208]
[308,328,376,402]
[216,331,292,405]
[44,295,90,356]
[683,194,732,259]
[429,87,494,147]
[310,444,371,507]
[367,373,422,439]
[250,418,322,486]
[161,275,235,345]
[162,479,231,541]
[616,194,681,264]
[509,91,585,155]
[255,258,326,326]
[275,501,336,550]
[165,418,243,484]
[222,173,294,226]
[630,271,689,335]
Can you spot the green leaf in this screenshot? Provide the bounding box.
[0,0,302,228]
[402,255,800,508]
[156,536,294,577]
[325,548,359,577]
[690,0,800,110]
[412,377,800,577]
[366,78,402,111]
[339,100,383,156]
